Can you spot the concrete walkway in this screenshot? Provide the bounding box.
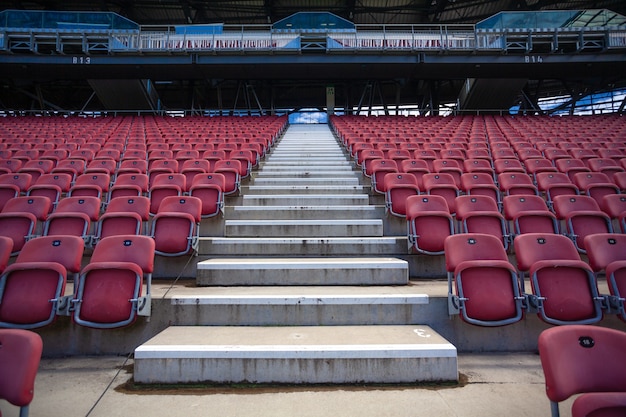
[0,353,573,417]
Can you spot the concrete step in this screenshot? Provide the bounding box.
[198,236,409,256]
[224,219,384,237]
[224,205,385,220]
[242,194,369,206]
[196,257,408,286]
[240,185,368,195]
[134,325,457,384]
[251,177,360,186]
[254,170,359,178]
[168,286,431,325]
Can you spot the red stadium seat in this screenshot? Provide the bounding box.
[369,159,398,194]
[398,159,429,189]
[383,173,420,217]
[573,172,620,206]
[69,172,111,199]
[600,194,626,233]
[72,235,155,329]
[584,233,626,322]
[148,173,185,215]
[188,173,226,218]
[535,172,579,209]
[552,195,614,253]
[214,159,241,195]
[460,173,500,204]
[539,325,626,417]
[43,196,101,243]
[0,329,43,417]
[455,195,509,249]
[422,173,459,214]
[151,196,202,256]
[406,195,454,255]
[514,233,603,325]
[444,233,523,326]
[0,235,84,329]
[503,194,559,236]
[95,196,151,243]
[497,172,538,196]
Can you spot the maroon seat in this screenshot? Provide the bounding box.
[552,194,613,253]
[444,233,523,326]
[503,194,559,236]
[455,195,509,249]
[95,196,151,243]
[0,329,43,417]
[151,196,202,256]
[422,173,459,214]
[0,235,84,329]
[188,173,226,218]
[214,159,241,195]
[369,159,398,194]
[148,173,185,215]
[383,173,420,217]
[406,195,454,255]
[584,233,626,322]
[72,235,155,329]
[539,325,626,417]
[514,233,602,325]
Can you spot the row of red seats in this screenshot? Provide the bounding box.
[0,194,202,257]
[446,232,626,327]
[0,233,154,330]
[405,192,624,255]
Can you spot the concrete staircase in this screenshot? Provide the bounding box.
[134,123,457,384]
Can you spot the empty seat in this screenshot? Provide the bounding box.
[0,172,32,194]
[555,158,591,181]
[460,173,500,204]
[422,173,460,214]
[151,196,202,256]
[600,194,626,233]
[188,173,226,218]
[535,172,579,209]
[69,173,111,199]
[503,195,559,236]
[109,173,149,202]
[0,235,84,329]
[498,172,538,196]
[72,235,155,329]
[1,195,51,253]
[148,173,185,215]
[51,158,85,181]
[0,183,20,212]
[214,159,241,195]
[573,172,620,206]
[584,233,626,322]
[514,233,603,325]
[398,159,429,189]
[369,159,398,194]
[85,158,117,175]
[494,158,526,174]
[444,233,523,326]
[27,173,73,211]
[432,159,462,187]
[539,325,626,417]
[455,195,509,249]
[406,195,454,255]
[463,158,494,177]
[43,196,101,243]
[524,158,558,179]
[180,159,211,191]
[552,195,614,253]
[0,328,43,417]
[95,196,151,243]
[383,173,420,217]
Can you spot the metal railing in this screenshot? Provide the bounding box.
[1,23,625,54]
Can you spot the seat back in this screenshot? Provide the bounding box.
[105,196,150,221]
[0,329,43,412]
[539,325,626,404]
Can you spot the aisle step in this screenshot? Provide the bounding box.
[134,325,458,384]
[224,219,383,237]
[197,257,408,286]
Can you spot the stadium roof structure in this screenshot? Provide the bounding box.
[1,1,626,115]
